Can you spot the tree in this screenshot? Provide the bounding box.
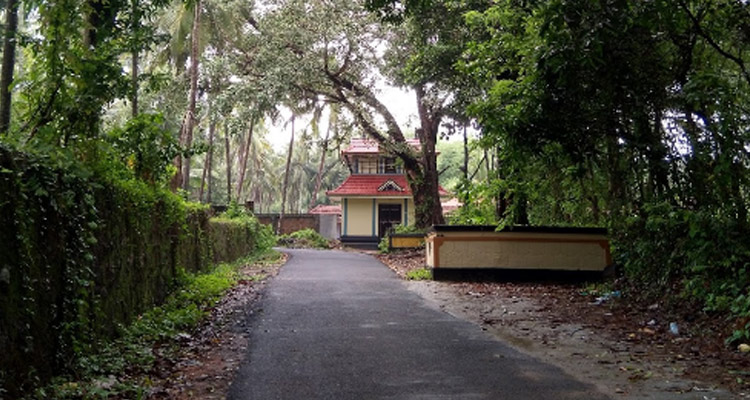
[381,0,750,319]
[0,0,20,134]
[310,104,336,209]
[237,0,447,227]
[199,119,215,202]
[172,0,202,192]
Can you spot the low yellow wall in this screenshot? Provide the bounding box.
[390,235,424,249]
[426,230,611,272]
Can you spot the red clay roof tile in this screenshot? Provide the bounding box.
[326,175,449,197]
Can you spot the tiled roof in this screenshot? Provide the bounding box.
[308,204,342,215]
[327,175,450,197]
[343,138,422,154]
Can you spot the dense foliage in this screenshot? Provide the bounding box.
[0,142,275,394]
[371,0,750,340]
[278,228,331,249]
[27,250,280,399]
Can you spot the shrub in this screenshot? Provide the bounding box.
[29,255,270,400]
[278,229,330,249]
[614,201,750,344]
[405,268,432,281]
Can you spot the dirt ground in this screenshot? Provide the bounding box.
[378,249,750,400]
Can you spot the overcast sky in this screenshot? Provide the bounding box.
[266,85,419,151]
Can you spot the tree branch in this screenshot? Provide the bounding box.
[324,70,406,145]
[679,0,750,85]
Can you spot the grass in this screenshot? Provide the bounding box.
[405,268,433,281]
[28,249,282,400]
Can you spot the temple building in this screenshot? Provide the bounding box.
[326,138,448,248]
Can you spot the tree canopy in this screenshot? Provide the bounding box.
[1,0,749,346]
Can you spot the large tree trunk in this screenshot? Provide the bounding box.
[0,0,19,134]
[224,121,232,203]
[412,86,445,228]
[236,117,255,201]
[252,144,262,211]
[279,116,295,233]
[206,121,215,203]
[180,0,201,192]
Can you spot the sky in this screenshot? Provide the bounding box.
[266,85,420,151]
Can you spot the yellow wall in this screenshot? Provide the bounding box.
[345,198,373,236]
[343,197,415,237]
[426,231,610,271]
[407,199,415,226]
[391,236,424,249]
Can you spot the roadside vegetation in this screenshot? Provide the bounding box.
[278,228,332,249]
[27,249,282,400]
[405,268,432,281]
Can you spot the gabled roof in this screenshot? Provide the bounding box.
[326,175,450,198]
[343,138,422,155]
[308,204,342,215]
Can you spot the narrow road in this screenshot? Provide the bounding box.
[228,249,609,400]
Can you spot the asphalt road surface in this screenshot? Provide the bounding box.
[228,248,609,400]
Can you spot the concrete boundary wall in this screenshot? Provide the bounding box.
[426,225,611,272]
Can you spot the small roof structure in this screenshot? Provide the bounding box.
[327,175,450,199]
[308,204,342,215]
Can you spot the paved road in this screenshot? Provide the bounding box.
[228,249,609,400]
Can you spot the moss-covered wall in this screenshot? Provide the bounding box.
[0,147,260,395]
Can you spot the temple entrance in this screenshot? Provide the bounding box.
[378,204,402,238]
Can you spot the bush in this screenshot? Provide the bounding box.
[405,268,432,281]
[212,211,276,256]
[614,202,750,344]
[278,229,330,249]
[29,254,272,400]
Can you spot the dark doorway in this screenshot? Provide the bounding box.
[378,204,402,238]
